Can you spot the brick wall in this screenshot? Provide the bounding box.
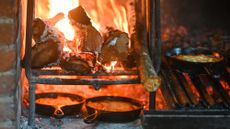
[0,0,19,129]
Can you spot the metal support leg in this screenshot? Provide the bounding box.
[28,81,36,127]
[149,92,156,110]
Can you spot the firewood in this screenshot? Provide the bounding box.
[60,53,95,74]
[31,39,61,68]
[30,18,64,68]
[100,28,129,64]
[68,6,91,25]
[32,18,64,44]
[68,6,103,53]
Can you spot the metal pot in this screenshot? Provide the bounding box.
[84,96,143,123]
[35,92,85,118]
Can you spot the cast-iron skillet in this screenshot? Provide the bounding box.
[166,47,230,107]
[84,96,143,123]
[166,47,225,74]
[36,92,85,118]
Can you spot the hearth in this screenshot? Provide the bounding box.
[0,0,229,129]
[22,0,161,128]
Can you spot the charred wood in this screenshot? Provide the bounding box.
[26,17,64,68]
[60,52,96,74]
[31,39,61,68]
[68,6,103,53]
[100,28,129,64]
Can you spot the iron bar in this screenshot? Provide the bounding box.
[149,92,156,110]
[25,0,34,79]
[211,78,230,108]
[174,71,199,107]
[154,0,161,73]
[189,74,216,108]
[26,0,35,127]
[159,77,177,109]
[28,81,36,127]
[34,77,140,86]
[161,64,181,108]
[32,69,138,76]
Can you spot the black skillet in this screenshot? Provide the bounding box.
[36,92,85,118]
[166,47,230,107]
[83,96,143,123]
[166,47,225,74]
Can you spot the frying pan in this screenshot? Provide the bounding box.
[166,47,225,74]
[166,47,230,107]
[36,92,85,118]
[84,96,143,123]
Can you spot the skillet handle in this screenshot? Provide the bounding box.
[54,106,64,118]
[83,110,99,124]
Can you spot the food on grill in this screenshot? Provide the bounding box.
[87,100,139,112]
[173,54,223,63]
[36,96,80,106]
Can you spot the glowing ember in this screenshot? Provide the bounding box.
[220,80,230,96]
[104,61,118,73]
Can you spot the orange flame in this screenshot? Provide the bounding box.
[81,0,129,34]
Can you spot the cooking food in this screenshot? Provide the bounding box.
[173,54,223,63]
[87,100,139,112]
[36,96,80,106]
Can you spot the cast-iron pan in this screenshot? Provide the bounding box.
[166,47,230,107]
[84,96,143,123]
[166,47,225,74]
[36,92,85,118]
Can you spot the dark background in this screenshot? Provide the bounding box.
[161,0,230,30]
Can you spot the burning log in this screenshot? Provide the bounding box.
[31,39,61,68]
[100,28,130,64]
[30,17,64,68]
[68,6,103,54]
[60,52,96,74]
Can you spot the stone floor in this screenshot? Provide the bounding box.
[20,115,143,129]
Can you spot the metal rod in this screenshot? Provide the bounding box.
[149,91,156,110]
[189,74,216,108]
[25,0,34,79]
[34,77,140,86]
[148,0,155,60]
[28,81,36,127]
[32,69,138,76]
[26,0,35,127]
[174,71,198,106]
[154,0,161,73]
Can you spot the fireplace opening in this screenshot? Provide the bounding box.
[17,0,230,129]
[20,0,161,128]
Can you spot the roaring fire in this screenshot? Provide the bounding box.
[80,0,129,34]
[25,0,151,110]
[36,0,79,40]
